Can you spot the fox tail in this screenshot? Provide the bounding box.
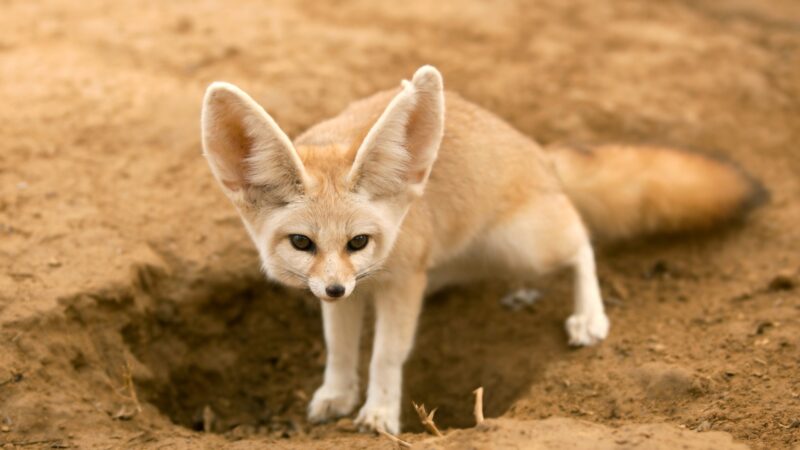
[548,143,767,241]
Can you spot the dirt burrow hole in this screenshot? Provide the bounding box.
[79,268,570,437]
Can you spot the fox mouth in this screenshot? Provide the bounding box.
[317,294,348,303]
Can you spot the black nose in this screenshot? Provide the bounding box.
[325,284,345,298]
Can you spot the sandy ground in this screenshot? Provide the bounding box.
[1,0,800,448]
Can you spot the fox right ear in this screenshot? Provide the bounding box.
[348,65,445,198]
[201,82,307,204]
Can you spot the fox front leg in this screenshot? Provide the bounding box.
[308,294,365,423]
[355,272,426,434]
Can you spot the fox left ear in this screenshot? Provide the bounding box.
[348,65,445,197]
[201,82,308,204]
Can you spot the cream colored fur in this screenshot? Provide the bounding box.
[201,66,761,434]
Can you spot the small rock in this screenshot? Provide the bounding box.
[695,420,712,432]
[637,363,700,400]
[1,425,9,432]
[768,272,795,291]
[754,338,770,347]
[755,321,774,335]
[335,418,357,432]
[646,260,670,278]
[648,343,667,353]
[48,258,62,268]
[500,288,541,311]
[112,405,137,421]
[230,424,256,438]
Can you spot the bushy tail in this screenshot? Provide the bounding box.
[548,143,767,241]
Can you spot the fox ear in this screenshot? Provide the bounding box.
[348,65,445,197]
[201,82,307,203]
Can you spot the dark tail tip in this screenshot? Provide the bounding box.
[731,162,769,218]
[744,176,770,212]
[689,146,768,219]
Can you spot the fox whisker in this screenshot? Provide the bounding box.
[356,260,388,281]
[279,266,309,283]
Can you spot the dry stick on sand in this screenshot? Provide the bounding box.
[111,358,143,420]
[413,402,444,437]
[123,357,142,413]
[202,405,215,433]
[3,439,66,447]
[473,387,485,425]
[378,429,412,448]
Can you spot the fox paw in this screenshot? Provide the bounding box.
[566,312,609,346]
[355,403,400,435]
[308,384,359,423]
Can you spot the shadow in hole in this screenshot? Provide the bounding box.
[123,281,326,434]
[123,276,574,434]
[404,280,571,430]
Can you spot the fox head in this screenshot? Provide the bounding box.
[201,66,444,301]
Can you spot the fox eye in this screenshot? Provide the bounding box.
[347,235,369,252]
[289,234,315,252]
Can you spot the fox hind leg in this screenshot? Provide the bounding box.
[486,194,609,345]
[565,243,609,346]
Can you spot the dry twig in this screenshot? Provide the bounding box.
[0,372,23,388]
[122,357,142,413]
[1,439,66,447]
[111,357,142,420]
[473,387,485,425]
[202,405,215,433]
[378,429,411,448]
[413,402,443,437]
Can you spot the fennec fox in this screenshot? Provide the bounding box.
[201,66,763,434]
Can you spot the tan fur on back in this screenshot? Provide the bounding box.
[296,94,764,264]
[296,90,564,271]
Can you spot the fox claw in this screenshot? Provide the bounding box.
[566,312,609,346]
[355,403,400,435]
[307,384,359,423]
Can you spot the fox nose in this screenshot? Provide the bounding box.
[325,284,345,298]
